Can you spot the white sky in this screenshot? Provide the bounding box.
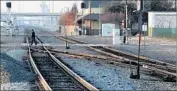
[1,1,82,13]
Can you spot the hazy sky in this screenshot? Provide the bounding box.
[1,1,82,13]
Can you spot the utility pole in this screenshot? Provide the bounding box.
[89,1,92,35]
[175,0,177,82]
[123,0,128,44]
[99,5,101,36]
[125,0,128,43]
[52,0,54,13]
[82,7,84,35]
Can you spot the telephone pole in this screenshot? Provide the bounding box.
[99,4,101,36]
[125,0,128,42]
[89,1,92,35]
[175,0,177,82]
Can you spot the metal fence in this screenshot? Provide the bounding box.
[152,28,176,39]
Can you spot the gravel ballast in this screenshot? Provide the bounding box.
[59,55,177,90]
[1,66,10,84]
[25,26,177,90]
[1,28,37,90]
[1,82,34,90]
[0,48,37,90]
[1,49,35,82]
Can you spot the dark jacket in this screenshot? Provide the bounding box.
[32,31,35,38]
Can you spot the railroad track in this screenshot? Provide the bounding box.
[36,32,176,81]
[57,36,176,82]
[26,36,98,91]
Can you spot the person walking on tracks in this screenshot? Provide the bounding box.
[31,29,37,45]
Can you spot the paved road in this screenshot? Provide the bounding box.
[20,26,177,64]
[67,36,177,64]
[20,26,177,90]
[112,44,177,64]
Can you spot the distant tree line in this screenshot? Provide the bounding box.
[101,0,176,27]
[104,0,175,13]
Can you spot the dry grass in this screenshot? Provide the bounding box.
[0,66,10,84]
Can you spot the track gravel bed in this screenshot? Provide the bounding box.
[0,48,37,90]
[24,26,177,90]
[31,51,86,91]
[1,33,38,90]
[56,55,177,90]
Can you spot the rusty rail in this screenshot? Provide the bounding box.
[36,37,99,91]
[26,37,52,91]
[59,36,177,81]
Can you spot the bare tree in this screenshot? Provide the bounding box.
[101,0,136,30]
[59,12,77,26]
[100,12,124,29]
[71,3,78,13]
[59,12,67,25]
[59,3,78,26]
[149,0,175,11]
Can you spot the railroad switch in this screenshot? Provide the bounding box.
[163,75,176,82]
[130,72,140,79]
[65,46,70,49]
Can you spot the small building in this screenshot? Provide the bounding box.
[148,12,176,38]
[74,0,108,35]
[75,13,100,35]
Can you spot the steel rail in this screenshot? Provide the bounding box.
[41,31,177,81]
[26,37,52,91]
[59,36,177,80]
[60,36,175,66]
[36,37,99,91]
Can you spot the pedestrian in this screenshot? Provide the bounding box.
[31,29,37,45]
